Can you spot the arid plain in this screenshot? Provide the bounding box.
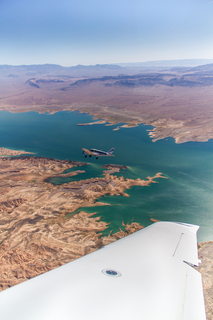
[0,63,213,317]
[1,63,213,143]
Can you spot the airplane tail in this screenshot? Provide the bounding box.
[107,148,115,155]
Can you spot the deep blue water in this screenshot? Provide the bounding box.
[0,110,213,241]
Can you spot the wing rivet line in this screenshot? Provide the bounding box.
[173,233,184,257]
[102,269,122,277]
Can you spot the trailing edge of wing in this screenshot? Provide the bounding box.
[0,221,206,320]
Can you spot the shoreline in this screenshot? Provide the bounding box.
[0,152,211,318]
[0,147,34,156]
[0,154,165,291]
[1,108,213,144]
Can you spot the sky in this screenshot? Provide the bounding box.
[0,0,213,66]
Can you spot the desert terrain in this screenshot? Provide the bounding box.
[0,151,165,291]
[197,242,213,319]
[0,63,212,317]
[1,63,213,143]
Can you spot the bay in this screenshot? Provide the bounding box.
[0,110,213,242]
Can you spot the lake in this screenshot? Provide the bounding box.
[0,110,213,242]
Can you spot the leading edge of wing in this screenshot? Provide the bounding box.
[81,148,94,155]
[0,221,206,320]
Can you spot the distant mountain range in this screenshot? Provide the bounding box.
[116,59,213,68]
[1,59,213,72]
[1,61,213,84]
[0,63,124,78]
[62,68,213,89]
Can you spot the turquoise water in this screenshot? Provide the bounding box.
[0,110,213,241]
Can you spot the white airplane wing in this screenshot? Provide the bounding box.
[81,148,95,155]
[0,222,206,320]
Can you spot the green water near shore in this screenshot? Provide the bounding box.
[0,110,213,241]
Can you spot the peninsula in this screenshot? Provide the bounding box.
[0,155,165,291]
[0,147,34,156]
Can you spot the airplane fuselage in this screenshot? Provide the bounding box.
[89,148,108,156]
[82,147,114,159]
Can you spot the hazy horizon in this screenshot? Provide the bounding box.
[1,0,213,66]
[1,58,213,69]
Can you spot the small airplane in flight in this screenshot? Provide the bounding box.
[82,147,115,159]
